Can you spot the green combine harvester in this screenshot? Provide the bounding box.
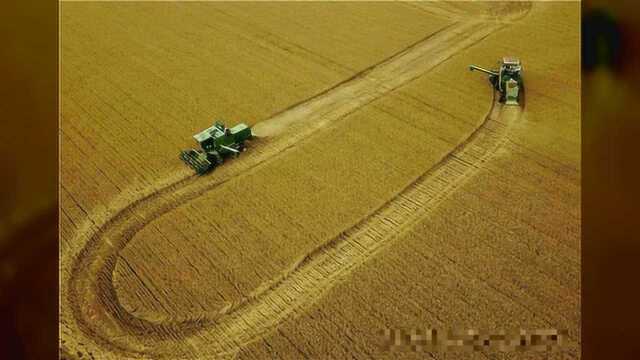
[469,57,523,105]
[180,121,253,175]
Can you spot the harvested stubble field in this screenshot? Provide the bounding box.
[60,1,580,359]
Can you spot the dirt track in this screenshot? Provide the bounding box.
[58,3,578,359]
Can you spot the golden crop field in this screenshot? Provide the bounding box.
[60,1,580,359]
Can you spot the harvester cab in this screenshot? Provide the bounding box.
[469,57,523,105]
[180,120,253,175]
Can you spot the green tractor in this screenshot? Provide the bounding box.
[180,121,253,175]
[469,57,523,105]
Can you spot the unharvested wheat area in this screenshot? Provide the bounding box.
[60,1,580,359]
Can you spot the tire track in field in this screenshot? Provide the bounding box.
[62,5,531,359]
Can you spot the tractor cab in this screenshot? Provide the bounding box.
[193,121,227,151]
[501,57,522,74]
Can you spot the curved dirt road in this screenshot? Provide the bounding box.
[61,3,530,359]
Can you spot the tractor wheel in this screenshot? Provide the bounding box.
[211,152,223,166]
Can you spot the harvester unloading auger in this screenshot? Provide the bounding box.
[180,121,253,175]
[470,57,523,105]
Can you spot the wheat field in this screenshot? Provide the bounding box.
[60,2,580,359]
